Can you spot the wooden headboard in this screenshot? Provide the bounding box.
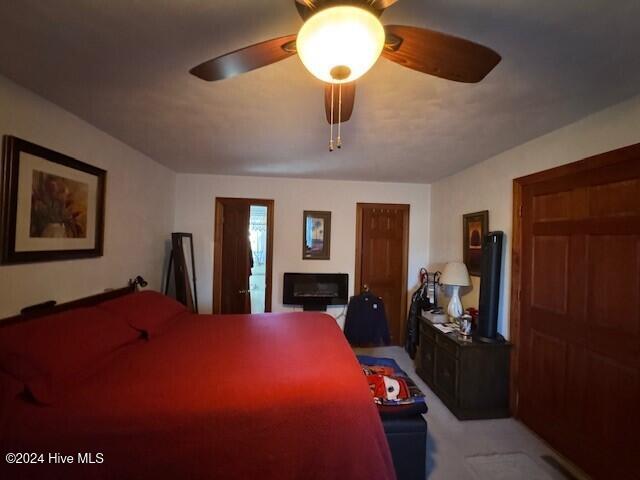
[0,285,136,327]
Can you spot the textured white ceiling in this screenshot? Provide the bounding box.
[0,0,639,183]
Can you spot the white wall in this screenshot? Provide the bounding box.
[429,93,640,338]
[5,70,639,332]
[174,174,431,327]
[0,75,176,318]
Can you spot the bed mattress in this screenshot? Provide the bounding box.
[0,311,395,480]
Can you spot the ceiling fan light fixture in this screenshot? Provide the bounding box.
[296,6,385,84]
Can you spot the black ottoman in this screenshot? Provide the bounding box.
[382,414,427,480]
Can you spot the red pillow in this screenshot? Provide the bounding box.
[98,291,187,337]
[0,306,139,404]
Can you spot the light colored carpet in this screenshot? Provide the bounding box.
[466,453,553,480]
[355,346,587,480]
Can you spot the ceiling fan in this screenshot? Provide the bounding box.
[190,0,501,150]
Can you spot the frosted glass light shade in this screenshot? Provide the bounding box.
[296,6,385,84]
[441,262,470,287]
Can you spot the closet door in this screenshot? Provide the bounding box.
[517,146,640,479]
[355,203,409,345]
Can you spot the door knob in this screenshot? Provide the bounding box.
[238,289,249,294]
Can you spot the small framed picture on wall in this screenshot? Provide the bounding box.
[462,210,489,276]
[302,210,331,260]
[0,135,106,264]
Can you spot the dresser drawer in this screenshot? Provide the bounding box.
[421,322,436,342]
[417,334,435,383]
[435,348,458,401]
[436,333,459,358]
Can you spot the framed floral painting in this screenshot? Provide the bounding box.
[0,135,106,264]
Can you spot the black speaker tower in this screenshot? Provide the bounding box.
[475,231,504,343]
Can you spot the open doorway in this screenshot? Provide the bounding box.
[213,198,274,314]
[249,205,268,313]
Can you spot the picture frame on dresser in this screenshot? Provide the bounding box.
[0,135,106,264]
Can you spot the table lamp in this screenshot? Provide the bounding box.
[441,262,470,319]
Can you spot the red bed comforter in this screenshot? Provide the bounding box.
[0,311,395,479]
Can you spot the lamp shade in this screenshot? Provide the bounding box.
[441,262,470,287]
[296,6,385,84]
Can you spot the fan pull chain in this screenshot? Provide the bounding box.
[337,83,342,149]
[329,83,335,152]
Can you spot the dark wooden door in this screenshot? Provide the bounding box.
[356,204,409,345]
[517,146,640,479]
[214,198,275,315]
[220,201,251,314]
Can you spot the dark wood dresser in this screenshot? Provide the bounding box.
[416,317,511,420]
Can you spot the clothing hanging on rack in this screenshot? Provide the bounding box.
[404,269,440,358]
[343,291,390,347]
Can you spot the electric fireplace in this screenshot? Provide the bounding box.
[283,273,349,311]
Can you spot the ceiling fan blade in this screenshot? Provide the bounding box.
[295,0,316,20]
[295,0,387,20]
[382,25,501,83]
[325,82,356,124]
[369,0,399,9]
[190,34,298,81]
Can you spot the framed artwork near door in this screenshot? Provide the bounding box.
[302,210,331,260]
[462,210,489,276]
[0,135,106,265]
